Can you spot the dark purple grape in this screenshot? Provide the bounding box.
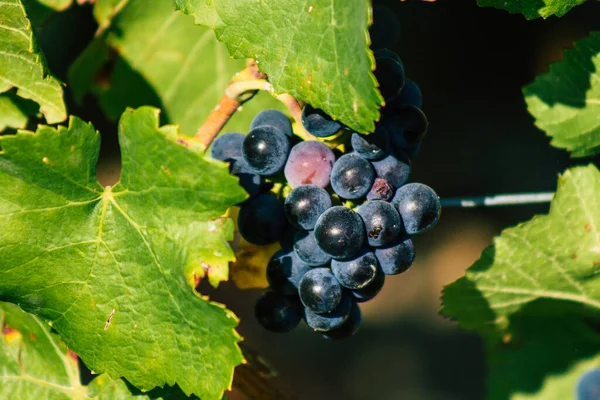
[284,141,335,188]
[210,132,244,161]
[229,157,263,197]
[303,293,354,332]
[353,264,385,302]
[357,200,403,247]
[351,129,390,160]
[242,125,290,175]
[298,268,343,313]
[331,250,378,289]
[330,153,376,199]
[238,194,286,245]
[293,230,332,267]
[284,185,332,230]
[371,152,411,189]
[367,178,394,201]
[322,301,361,340]
[266,249,311,295]
[279,223,297,250]
[577,369,600,400]
[314,206,365,260]
[250,109,293,137]
[374,237,415,275]
[255,290,301,333]
[382,106,428,156]
[392,183,441,235]
[391,79,422,109]
[374,49,405,101]
[301,104,342,138]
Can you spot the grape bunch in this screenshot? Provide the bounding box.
[210,49,440,340]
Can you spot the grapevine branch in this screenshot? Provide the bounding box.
[195,61,306,148]
[440,192,554,208]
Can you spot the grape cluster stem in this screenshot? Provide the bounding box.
[195,60,307,148]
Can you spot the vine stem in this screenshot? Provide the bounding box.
[440,192,554,208]
[195,61,307,148]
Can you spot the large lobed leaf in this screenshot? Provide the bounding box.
[525,32,600,158]
[0,0,65,127]
[477,0,586,19]
[0,107,247,399]
[0,302,191,399]
[174,0,383,134]
[69,0,286,136]
[442,165,600,398]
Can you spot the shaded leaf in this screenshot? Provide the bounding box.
[0,107,247,398]
[69,0,286,136]
[442,165,600,334]
[487,311,600,400]
[0,0,66,124]
[0,91,38,131]
[477,0,586,19]
[524,32,600,158]
[174,0,382,133]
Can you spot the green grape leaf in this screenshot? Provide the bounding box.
[0,91,38,131]
[524,32,600,158]
[442,165,600,335]
[69,0,286,136]
[477,0,586,19]
[1,302,192,399]
[93,0,130,31]
[34,0,72,11]
[0,107,247,399]
[174,0,382,134]
[487,313,600,400]
[0,0,66,124]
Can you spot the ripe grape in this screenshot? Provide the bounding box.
[284,141,335,188]
[357,200,403,247]
[293,230,332,267]
[374,49,405,101]
[351,129,390,160]
[374,237,415,275]
[284,185,332,230]
[330,153,376,199]
[266,249,311,295]
[352,264,385,302]
[393,79,422,109]
[255,290,301,333]
[371,152,411,190]
[210,132,244,161]
[298,268,343,313]
[314,206,365,260]
[238,194,286,245]
[392,183,441,235]
[331,250,379,289]
[301,104,342,138]
[367,178,394,201]
[228,157,262,197]
[279,223,297,250]
[303,293,353,332]
[250,109,293,137]
[322,301,361,340]
[382,106,428,157]
[242,125,290,175]
[577,369,600,400]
